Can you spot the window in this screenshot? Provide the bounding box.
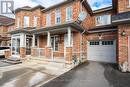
[17,17,20,28]
[33,16,38,27]
[24,16,29,27]
[102,41,114,45]
[46,13,51,26]
[89,41,100,45]
[51,36,59,51]
[66,6,73,22]
[129,0,130,6]
[96,15,111,26]
[55,9,61,24]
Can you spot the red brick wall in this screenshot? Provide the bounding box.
[15,8,43,29]
[42,0,80,27]
[118,0,130,13]
[118,24,130,63]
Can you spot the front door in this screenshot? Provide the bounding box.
[12,37,20,57]
[26,35,32,55]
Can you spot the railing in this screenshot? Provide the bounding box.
[33,48,45,57]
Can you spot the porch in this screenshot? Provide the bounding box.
[9,22,87,64]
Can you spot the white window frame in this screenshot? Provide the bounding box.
[129,0,130,6]
[46,13,51,26]
[96,15,111,26]
[51,35,59,52]
[24,16,29,27]
[55,9,61,24]
[66,6,73,22]
[33,16,38,27]
[16,17,20,28]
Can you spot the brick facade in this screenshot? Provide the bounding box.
[7,0,130,69]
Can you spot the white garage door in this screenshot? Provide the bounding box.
[88,40,116,63]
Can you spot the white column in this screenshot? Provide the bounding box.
[32,34,35,47]
[20,33,26,47]
[68,27,71,47]
[47,31,51,47]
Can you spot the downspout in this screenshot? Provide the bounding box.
[80,30,86,62]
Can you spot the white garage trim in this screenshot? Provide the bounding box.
[87,40,116,63]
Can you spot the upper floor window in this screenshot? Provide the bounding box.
[96,15,111,26]
[16,17,20,28]
[66,6,73,22]
[24,16,29,27]
[33,16,38,27]
[55,9,61,24]
[46,13,51,26]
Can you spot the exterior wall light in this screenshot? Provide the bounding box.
[121,31,126,36]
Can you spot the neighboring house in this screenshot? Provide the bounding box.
[7,0,130,71]
[0,15,15,47]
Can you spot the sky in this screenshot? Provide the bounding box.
[0,0,112,18]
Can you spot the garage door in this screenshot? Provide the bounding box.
[88,40,116,63]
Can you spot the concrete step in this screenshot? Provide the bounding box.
[2,59,22,64]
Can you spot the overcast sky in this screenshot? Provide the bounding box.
[0,0,112,18]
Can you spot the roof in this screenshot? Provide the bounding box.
[88,24,117,33]
[8,22,87,34]
[42,0,76,12]
[0,15,15,26]
[15,5,45,13]
[112,11,130,25]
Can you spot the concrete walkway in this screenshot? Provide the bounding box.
[42,61,130,87]
[0,59,71,87]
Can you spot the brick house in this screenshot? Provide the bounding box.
[0,15,15,46]
[7,0,130,71]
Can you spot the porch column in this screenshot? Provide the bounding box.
[45,31,52,59]
[66,27,72,64]
[32,34,35,47]
[68,27,71,47]
[20,33,26,58]
[47,31,51,47]
[31,34,36,56]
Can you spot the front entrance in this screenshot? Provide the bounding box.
[12,36,20,57]
[26,35,32,55]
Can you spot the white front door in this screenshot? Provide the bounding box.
[12,37,20,57]
[87,40,116,63]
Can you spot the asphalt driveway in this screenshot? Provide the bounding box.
[42,61,130,87]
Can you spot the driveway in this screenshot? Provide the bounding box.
[0,59,11,67]
[42,61,130,87]
[0,59,70,87]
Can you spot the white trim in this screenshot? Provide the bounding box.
[46,13,51,26]
[51,35,59,52]
[112,18,130,23]
[32,34,35,47]
[47,32,51,47]
[66,6,73,22]
[55,9,61,24]
[33,16,38,27]
[24,16,30,27]
[96,14,111,26]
